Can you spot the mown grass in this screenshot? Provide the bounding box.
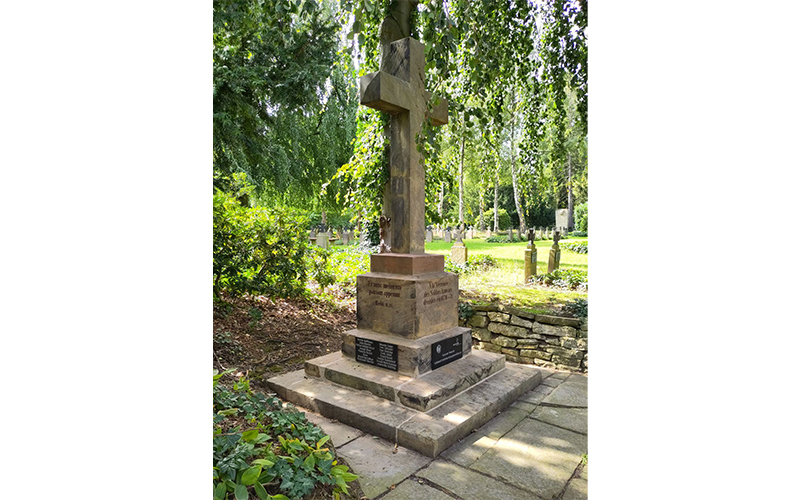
[424,236,588,312]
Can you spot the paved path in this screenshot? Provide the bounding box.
[303,366,588,500]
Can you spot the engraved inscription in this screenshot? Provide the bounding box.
[431,334,463,370]
[366,280,405,307]
[355,337,398,371]
[422,280,454,306]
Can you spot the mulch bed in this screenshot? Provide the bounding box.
[213,290,356,394]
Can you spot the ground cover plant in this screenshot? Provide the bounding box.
[213,370,357,500]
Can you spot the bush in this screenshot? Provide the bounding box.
[563,298,588,319]
[481,208,511,231]
[532,268,588,291]
[485,234,519,243]
[569,231,588,237]
[574,202,588,233]
[213,370,358,500]
[214,184,309,299]
[561,242,588,254]
[444,254,498,275]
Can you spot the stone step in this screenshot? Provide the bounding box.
[305,349,505,412]
[267,362,542,458]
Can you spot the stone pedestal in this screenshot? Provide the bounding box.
[548,244,561,273]
[450,242,468,265]
[524,244,537,281]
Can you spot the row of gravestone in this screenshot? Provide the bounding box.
[425,226,570,242]
[309,229,357,249]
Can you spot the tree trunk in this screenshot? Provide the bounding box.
[479,180,485,230]
[459,132,465,231]
[493,164,499,232]
[567,153,574,231]
[438,181,445,219]
[509,106,525,234]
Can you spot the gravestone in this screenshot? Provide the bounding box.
[268,7,540,458]
[450,231,468,265]
[507,228,513,241]
[486,228,492,239]
[524,229,538,281]
[467,226,474,239]
[315,232,329,249]
[548,231,562,273]
[556,208,569,235]
[310,228,317,239]
[444,229,451,243]
[425,226,433,243]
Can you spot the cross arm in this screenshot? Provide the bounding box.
[359,71,413,114]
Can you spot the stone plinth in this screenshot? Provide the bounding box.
[341,326,471,377]
[524,246,537,281]
[370,253,444,275]
[450,242,468,265]
[548,244,561,273]
[356,271,458,339]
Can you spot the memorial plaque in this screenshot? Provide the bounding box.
[354,337,398,371]
[431,334,463,370]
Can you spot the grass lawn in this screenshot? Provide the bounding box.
[423,236,588,313]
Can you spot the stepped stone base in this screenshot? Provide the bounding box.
[305,348,504,411]
[267,360,542,457]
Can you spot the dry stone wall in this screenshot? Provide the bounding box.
[462,304,588,372]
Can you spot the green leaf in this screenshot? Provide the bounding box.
[303,454,315,470]
[241,465,262,486]
[214,482,227,500]
[270,495,291,500]
[316,435,330,449]
[253,481,269,500]
[234,483,248,500]
[218,408,239,416]
[242,429,259,442]
[251,459,274,468]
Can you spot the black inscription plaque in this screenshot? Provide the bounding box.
[431,334,463,370]
[354,337,398,371]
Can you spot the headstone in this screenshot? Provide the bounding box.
[507,228,513,241]
[315,233,329,250]
[467,226,474,239]
[524,228,538,281]
[548,231,561,273]
[450,238,468,265]
[556,209,569,233]
[426,226,433,243]
[486,229,492,239]
[310,228,317,239]
[268,9,540,459]
[444,229,451,243]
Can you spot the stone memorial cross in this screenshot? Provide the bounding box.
[359,17,448,254]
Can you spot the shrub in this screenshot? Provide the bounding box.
[214,178,309,299]
[485,234,519,243]
[561,242,588,254]
[570,231,588,237]
[481,208,511,231]
[563,298,588,319]
[532,268,588,291]
[444,254,498,275]
[574,202,588,233]
[213,370,358,500]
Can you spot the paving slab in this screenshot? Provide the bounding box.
[517,383,555,405]
[530,406,588,435]
[440,407,529,467]
[541,373,587,408]
[470,418,588,499]
[417,460,540,500]
[336,435,432,499]
[562,476,588,500]
[541,376,563,388]
[379,478,453,500]
[302,412,363,448]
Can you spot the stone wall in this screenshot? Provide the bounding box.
[461,304,588,372]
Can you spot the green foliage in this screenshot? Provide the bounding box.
[482,208,511,230]
[213,175,309,299]
[362,217,381,247]
[569,231,587,237]
[561,241,587,254]
[213,370,358,500]
[563,298,588,319]
[458,301,474,322]
[445,254,498,274]
[532,268,587,291]
[485,234,519,243]
[326,246,371,287]
[573,201,588,233]
[304,245,337,292]
[214,331,244,360]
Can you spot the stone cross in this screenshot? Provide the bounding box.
[359,34,448,254]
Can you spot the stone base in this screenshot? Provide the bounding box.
[304,348,504,411]
[450,244,467,265]
[267,362,542,457]
[370,253,444,275]
[357,271,458,338]
[341,326,472,377]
